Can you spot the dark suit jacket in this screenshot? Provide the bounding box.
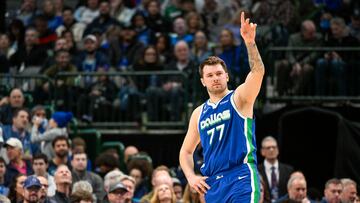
[258,162,294,203]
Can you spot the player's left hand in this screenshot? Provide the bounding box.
[240,12,256,45]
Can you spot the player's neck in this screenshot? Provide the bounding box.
[209,89,230,104]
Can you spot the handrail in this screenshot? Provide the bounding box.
[268,46,360,52]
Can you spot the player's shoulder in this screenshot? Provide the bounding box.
[190,104,205,121]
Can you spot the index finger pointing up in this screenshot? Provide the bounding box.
[241,11,245,26]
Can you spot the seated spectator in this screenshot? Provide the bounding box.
[184,11,204,36]
[0,88,25,125]
[34,14,58,49]
[2,108,40,160]
[70,189,94,203]
[76,67,118,122]
[41,0,63,32]
[74,0,100,25]
[154,33,172,65]
[340,178,357,203]
[94,151,120,178]
[131,12,154,46]
[191,30,213,66]
[109,24,144,70]
[320,178,343,203]
[110,0,135,27]
[31,110,73,159]
[315,17,359,96]
[120,175,136,203]
[51,164,72,203]
[83,0,121,36]
[275,20,323,96]
[140,165,173,202]
[149,183,177,203]
[7,174,27,203]
[56,7,86,47]
[276,175,316,203]
[7,19,26,54]
[32,154,56,197]
[4,138,33,183]
[22,176,42,203]
[37,175,55,203]
[0,157,9,196]
[0,33,15,73]
[15,0,37,26]
[71,137,92,171]
[105,182,128,203]
[10,27,49,71]
[48,136,72,176]
[169,17,193,46]
[129,166,150,202]
[145,0,171,35]
[71,151,105,202]
[172,178,182,202]
[124,146,139,164]
[349,8,360,42]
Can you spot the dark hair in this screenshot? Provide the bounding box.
[52,136,70,148]
[95,152,120,169]
[71,151,87,160]
[0,157,5,165]
[33,153,49,164]
[71,137,86,150]
[12,107,29,119]
[199,56,228,78]
[62,6,74,13]
[325,178,342,189]
[8,174,27,202]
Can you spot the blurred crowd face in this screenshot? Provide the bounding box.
[157,184,173,202]
[25,29,39,46]
[174,41,189,62]
[53,139,69,158]
[0,34,10,50]
[33,159,48,176]
[43,0,55,16]
[16,175,27,200]
[72,153,88,172]
[121,179,135,202]
[21,0,36,12]
[173,184,183,201]
[23,186,40,203]
[302,20,316,41]
[108,189,126,203]
[10,89,25,108]
[325,183,343,203]
[144,47,157,64]
[6,145,22,162]
[54,165,72,185]
[99,1,111,16]
[330,22,345,39]
[129,168,143,187]
[261,139,279,162]
[110,0,123,9]
[55,38,68,50]
[341,183,357,203]
[147,0,160,16]
[220,29,233,47]
[62,9,75,26]
[84,39,97,53]
[37,176,49,202]
[194,31,207,49]
[288,178,307,202]
[87,0,99,10]
[173,18,187,36]
[56,51,71,68]
[0,161,6,177]
[13,110,30,131]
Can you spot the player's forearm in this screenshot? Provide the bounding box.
[245,42,265,75]
[179,150,196,180]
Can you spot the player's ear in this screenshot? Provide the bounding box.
[200,78,206,87]
[226,74,229,82]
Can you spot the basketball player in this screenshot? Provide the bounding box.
[179,12,264,202]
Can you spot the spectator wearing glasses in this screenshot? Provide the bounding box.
[105,182,128,203]
[22,176,42,203]
[258,136,294,203]
[37,175,55,203]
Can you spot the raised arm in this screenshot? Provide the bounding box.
[234,12,265,117]
[179,106,210,195]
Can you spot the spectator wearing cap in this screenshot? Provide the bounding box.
[0,88,25,125]
[104,182,128,203]
[120,175,136,203]
[51,164,72,203]
[75,34,110,81]
[104,169,123,193]
[4,138,34,183]
[31,111,73,159]
[22,176,42,203]
[83,0,121,37]
[2,108,40,161]
[71,151,105,203]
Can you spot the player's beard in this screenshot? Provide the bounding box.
[207,84,227,95]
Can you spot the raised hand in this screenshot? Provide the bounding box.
[240,12,257,44]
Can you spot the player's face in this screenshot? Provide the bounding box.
[201,64,229,95]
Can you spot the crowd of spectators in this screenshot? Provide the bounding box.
[0,0,360,202]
